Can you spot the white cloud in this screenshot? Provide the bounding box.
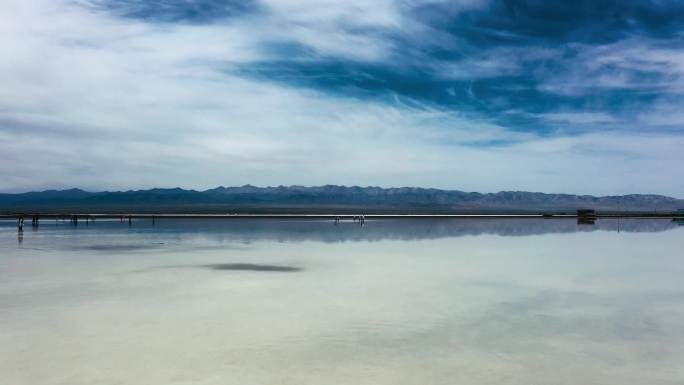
[433,46,557,80]
[537,112,617,125]
[0,0,683,196]
[538,38,684,96]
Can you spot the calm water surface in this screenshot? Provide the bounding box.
[1,218,683,385]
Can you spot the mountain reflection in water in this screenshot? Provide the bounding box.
[0,218,679,247]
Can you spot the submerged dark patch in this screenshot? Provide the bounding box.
[76,244,157,251]
[131,263,302,274]
[204,263,302,272]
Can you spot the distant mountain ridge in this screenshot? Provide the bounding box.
[1,185,682,214]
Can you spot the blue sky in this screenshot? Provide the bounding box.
[1,0,683,196]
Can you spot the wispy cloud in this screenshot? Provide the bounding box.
[535,112,618,126]
[538,38,684,96]
[0,0,683,195]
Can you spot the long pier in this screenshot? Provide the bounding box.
[1,213,682,219]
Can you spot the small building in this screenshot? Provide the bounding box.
[577,209,597,218]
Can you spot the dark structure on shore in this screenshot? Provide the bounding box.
[577,209,597,225]
[577,209,597,218]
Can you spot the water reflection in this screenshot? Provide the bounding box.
[1,218,683,385]
[1,217,680,247]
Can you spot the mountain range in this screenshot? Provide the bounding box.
[1,185,683,214]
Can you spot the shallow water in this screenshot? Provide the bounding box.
[1,218,683,385]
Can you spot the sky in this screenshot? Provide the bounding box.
[1,0,684,196]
